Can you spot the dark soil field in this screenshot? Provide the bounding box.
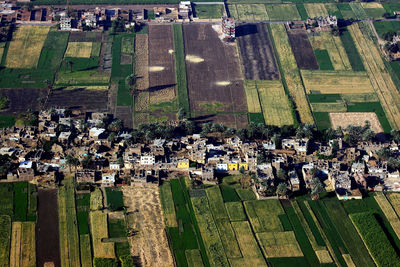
[236,23,279,80]
[183,24,247,126]
[287,29,319,70]
[148,25,176,103]
[192,113,248,129]
[115,106,133,128]
[36,189,61,267]
[68,31,103,42]
[0,88,47,114]
[45,88,108,112]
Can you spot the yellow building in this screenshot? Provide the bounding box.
[239,163,248,171]
[228,163,238,171]
[178,160,189,169]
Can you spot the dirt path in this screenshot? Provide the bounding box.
[122,184,174,267]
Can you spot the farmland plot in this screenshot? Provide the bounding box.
[243,81,262,113]
[122,184,173,267]
[251,4,269,20]
[265,4,301,21]
[301,70,374,94]
[388,193,400,217]
[0,215,11,267]
[244,199,284,233]
[269,23,314,124]
[256,231,303,258]
[349,23,400,129]
[236,4,254,21]
[148,25,176,105]
[10,222,35,267]
[361,2,385,18]
[90,211,115,258]
[257,80,294,126]
[65,42,93,58]
[350,3,368,20]
[6,25,49,68]
[330,112,383,133]
[287,30,318,70]
[375,192,400,240]
[183,24,247,126]
[304,4,328,18]
[0,88,46,114]
[236,23,279,80]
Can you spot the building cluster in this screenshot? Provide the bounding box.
[287,16,337,33]
[0,0,195,29]
[0,109,400,200]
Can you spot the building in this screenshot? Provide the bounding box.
[222,17,235,38]
[76,169,95,183]
[140,154,155,166]
[178,1,192,20]
[102,173,115,187]
[60,16,72,31]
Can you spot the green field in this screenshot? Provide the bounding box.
[265,4,301,20]
[339,28,365,72]
[314,50,334,70]
[172,24,190,116]
[13,182,28,221]
[76,193,90,235]
[160,182,178,227]
[194,4,224,19]
[108,217,130,258]
[225,202,247,222]
[80,234,93,267]
[350,2,368,20]
[296,4,308,20]
[244,200,284,233]
[373,21,400,39]
[105,188,124,210]
[0,215,11,267]
[337,3,356,19]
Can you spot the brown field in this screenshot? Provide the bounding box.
[287,30,319,70]
[148,25,176,105]
[0,88,47,115]
[236,23,279,80]
[6,25,49,68]
[45,88,108,112]
[64,42,92,58]
[135,34,149,92]
[69,32,103,42]
[330,112,383,133]
[115,106,133,129]
[183,24,247,126]
[122,184,174,267]
[36,189,61,267]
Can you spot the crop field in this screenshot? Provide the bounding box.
[235,4,254,21]
[350,3,368,20]
[375,192,400,240]
[76,193,90,235]
[36,189,60,267]
[65,42,93,58]
[325,4,342,19]
[10,222,35,267]
[361,2,385,18]
[148,25,176,106]
[244,200,284,233]
[311,102,346,113]
[287,30,318,70]
[256,231,303,258]
[373,21,400,39]
[185,249,204,267]
[330,112,383,133]
[123,184,173,267]
[301,70,374,94]
[58,177,81,267]
[243,81,262,113]
[349,23,400,130]
[183,23,247,127]
[309,32,351,71]
[339,28,365,72]
[6,25,49,68]
[256,80,294,126]
[225,202,247,222]
[160,182,178,227]
[265,4,301,21]
[0,215,11,266]
[304,3,328,18]
[269,23,314,124]
[90,211,115,258]
[80,234,92,267]
[337,3,356,19]
[387,193,400,217]
[194,4,223,19]
[236,24,279,80]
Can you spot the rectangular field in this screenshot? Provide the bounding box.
[256,231,303,258]
[80,234,92,267]
[0,215,11,267]
[244,200,284,233]
[65,42,93,58]
[265,4,301,21]
[257,80,294,126]
[374,192,400,240]
[90,211,115,258]
[236,23,279,80]
[304,3,328,18]
[194,4,223,19]
[6,25,49,68]
[10,222,35,267]
[287,30,319,70]
[160,182,178,227]
[225,202,247,222]
[269,23,314,124]
[301,70,374,94]
[243,81,262,113]
[330,112,383,133]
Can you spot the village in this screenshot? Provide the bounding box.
[0,108,400,202]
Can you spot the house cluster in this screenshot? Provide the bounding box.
[0,109,400,200]
[305,15,338,32]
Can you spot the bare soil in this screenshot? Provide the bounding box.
[148,25,176,104]
[68,32,103,42]
[122,184,174,267]
[287,29,319,70]
[236,23,279,80]
[115,106,133,129]
[0,88,47,114]
[183,24,247,125]
[330,112,383,133]
[36,189,61,267]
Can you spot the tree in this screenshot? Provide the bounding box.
[276,182,288,197]
[383,12,392,19]
[177,108,186,121]
[376,147,391,160]
[44,79,52,90]
[310,177,324,200]
[0,96,8,110]
[239,174,251,189]
[277,169,288,181]
[66,155,79,172]
[107,132,117,143]
[108,120,123,132]
[331,26,340,36]
[125,74,137,95]
[81,155,92,169]
[362,129,375,141]
[117,157,124,167]
[391,129,400,142]
[239,166,245,174]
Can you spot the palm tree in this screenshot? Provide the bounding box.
[125,74,137,95]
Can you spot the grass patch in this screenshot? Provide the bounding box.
[172,24,190,116]
[244,199,284,233]
[108,218,130,258]
[0,115,15,128]
[225,202,247,222]
[313,112,331,131]
[185,249,204,267]
[265,4,301,20]
[76,193,90,235]
[219,185,240,202]
[235,188,256,201]
[0,184,13,216]
[160,181,178,227]
[0,215,11,266]
[205,186,228,220]
[194,4,223,19]
[314,50,334,70]
[80,234,93,267]
[248,113,264,124]
[121,36,134,55]
[90,210,115,258]
[13,182,28,222]
[308,94,341,103]
[297,4,309,20]
[65,42,93,58]
[105,188,124,211]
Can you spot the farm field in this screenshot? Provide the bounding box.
[5,25,50,68]
[183,23,247,127]
[236,23,279,80]
[304,3,328,18]
[269,23,314,124]
[45,88,108,111]
[287,30,318,70]
[361,2,385,18]
[265,4,301,21]
[90,210,115,258]
[256,80,294,126]
[243,80,262,113]
[64,42,93,58]
[9,222,35,267]
[123,183,173,267]
[330,112,383,133]
[374,192,400,240]
[194,4,224,19]
[349,22,400,130]
[300,70,374,94]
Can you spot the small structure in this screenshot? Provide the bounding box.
[178,1,192,20]
[222,17,235,38]
[60,16,72,31]
[76,169,95,183]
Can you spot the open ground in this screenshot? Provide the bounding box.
[236,23,279,80]
[122,184,173,267]
[287,30,318,70]
[330,112,383,133]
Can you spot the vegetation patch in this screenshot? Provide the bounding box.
[265,4,301,20]
[314,50,334,70]
[90,211,115,258]
[244,200,284,233]
[65,42,93,58]
[105,188,124,211]
[0,215,11,266]
[225,202,247,222]
[160,182,178,227]
[194,4,224,19]
[256,231,303,258]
